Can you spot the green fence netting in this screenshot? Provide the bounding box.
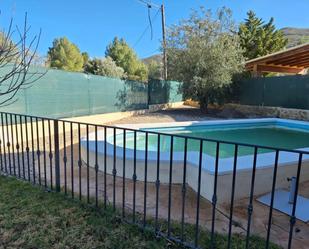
[238,75,309,110]
[148,79,183,105]
[0,65,183,118]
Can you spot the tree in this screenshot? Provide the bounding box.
[0,13,44,105]
[84,56,125,78]
[239,11,288,60]
[47,37,84,72]
[105,37,148,81]
[81,52,89,68]
[299,36,309,45]
[0,32,18,61]
[147,60,162,80]
[166,7,244,111]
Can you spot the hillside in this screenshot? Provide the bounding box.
[142,54,162,65]
[281,27,309,47]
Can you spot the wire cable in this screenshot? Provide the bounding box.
[136,0,160,9]
[148,4,153,40]
[133,8,160,48]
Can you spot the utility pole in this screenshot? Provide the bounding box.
[161,4,167,80]
[137,0,168,80]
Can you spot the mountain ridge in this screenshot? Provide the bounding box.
[280,27,309,47]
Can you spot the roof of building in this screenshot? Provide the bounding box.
[245,43,309,74]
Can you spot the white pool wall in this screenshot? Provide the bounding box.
[80,145,309,203]
[81,118,309,203]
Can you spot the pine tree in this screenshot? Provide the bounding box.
[239,11,288,60]
[105,37,148,82]
[47,37,84,72]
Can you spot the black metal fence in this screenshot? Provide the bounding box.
[0,111,308,249]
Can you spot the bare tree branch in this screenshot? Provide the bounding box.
[0,12,46,106]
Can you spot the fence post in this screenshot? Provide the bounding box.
[147,80,151,107]
[54,120,61,192]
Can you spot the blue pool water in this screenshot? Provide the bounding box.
[112,120,309,158]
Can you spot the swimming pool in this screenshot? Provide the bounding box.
[81,118,309,203]
[111,120,309,158]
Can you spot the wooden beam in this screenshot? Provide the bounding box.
[246,44,309,67]
[267,53,309,65]
[256,64,305,74]
[296,63,309,68]
[252,64,258,77]
[245,64,253,70]
[284,59,309,67]
[276,56,309,65]
[267,50,309,62]
[265,63,300,69]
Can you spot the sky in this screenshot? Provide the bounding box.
[0,0,308,59]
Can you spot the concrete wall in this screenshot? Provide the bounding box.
[81,146,309,204]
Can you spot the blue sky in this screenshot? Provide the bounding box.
[0,0,308,59]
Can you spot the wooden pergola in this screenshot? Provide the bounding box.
[245,43,309,76]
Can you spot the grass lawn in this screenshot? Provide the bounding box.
[0,175,281,249]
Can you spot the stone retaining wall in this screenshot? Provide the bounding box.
[224,103,309,121]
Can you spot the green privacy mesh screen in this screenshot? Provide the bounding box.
[148,79,183,105]
[0,66,183,118]
[238,75,309,110]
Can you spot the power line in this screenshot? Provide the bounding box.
[135,0,161,45]
[136,1,158,41]
[133,8,160,48]
[135,0,167,80]
[148,4,153,40]
[136,0,160,9]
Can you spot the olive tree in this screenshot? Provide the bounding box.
[84,56,125,79]
[166,7,244,110]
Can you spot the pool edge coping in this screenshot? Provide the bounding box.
[81,118,309,175]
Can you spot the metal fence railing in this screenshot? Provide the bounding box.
[0,111,308,249]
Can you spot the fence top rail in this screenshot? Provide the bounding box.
[1,110,309,156]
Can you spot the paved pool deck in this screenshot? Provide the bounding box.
[64,107,309,248]
[106,106,221,124]
[1,106,308,248]
[101,106,309,248]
